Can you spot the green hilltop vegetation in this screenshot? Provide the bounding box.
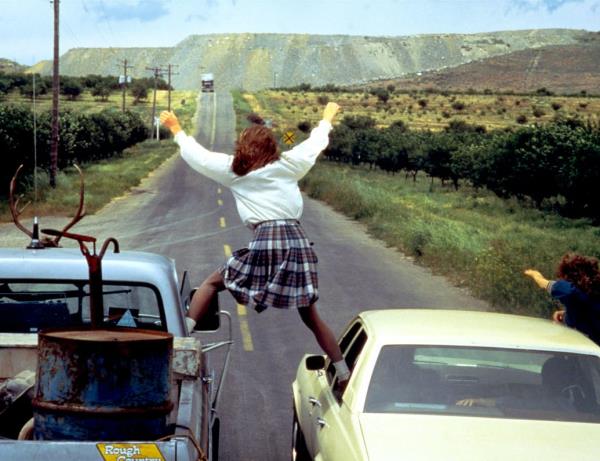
[0,59,26,74]
[26,29,592,91]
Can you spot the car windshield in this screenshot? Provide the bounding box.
[364,345,600,423]
[0,281,165,332]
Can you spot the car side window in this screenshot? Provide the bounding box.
[327,321,361,381]
[327,323,367,389]
[339,322,362,353]
[344,331,367,374]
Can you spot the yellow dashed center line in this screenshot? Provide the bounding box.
[217,187,222,194]
[222,247,254,351]
[239,319,254,351]
[217,199,223,206]
[219,217,226,228]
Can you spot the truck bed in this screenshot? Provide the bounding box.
[0,334,209,460]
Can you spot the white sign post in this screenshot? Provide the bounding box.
[154,117,160,141]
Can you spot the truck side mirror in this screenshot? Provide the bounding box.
[189,289,221,332]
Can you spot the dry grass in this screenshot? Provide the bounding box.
[241,89,600,133]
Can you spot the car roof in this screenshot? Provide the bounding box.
[0,248,177,287]
[358,309,600,355]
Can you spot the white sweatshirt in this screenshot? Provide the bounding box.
[174,120,333,226]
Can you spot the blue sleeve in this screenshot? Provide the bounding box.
[551,280,594,331]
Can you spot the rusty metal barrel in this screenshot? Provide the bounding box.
[32,328,173,441]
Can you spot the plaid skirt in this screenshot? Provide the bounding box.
[219,220,318,312]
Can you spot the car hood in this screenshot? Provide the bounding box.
[358,413,600,460]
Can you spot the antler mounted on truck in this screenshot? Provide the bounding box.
[9,164,86,248]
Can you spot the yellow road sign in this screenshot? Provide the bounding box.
[283,131,296,145]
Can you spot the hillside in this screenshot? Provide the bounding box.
[380,32,600,95]
[0,59,27,74]
[28,29,590,91]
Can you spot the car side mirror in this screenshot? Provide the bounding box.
[190,289,221,332]
[305,355,325,371]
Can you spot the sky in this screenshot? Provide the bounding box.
[1,0,599,66]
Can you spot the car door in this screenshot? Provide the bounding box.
[297,321,362,455]
[310,324,368,460]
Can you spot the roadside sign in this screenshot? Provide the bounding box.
[283,131,295,145]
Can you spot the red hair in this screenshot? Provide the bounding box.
[232,125,279,176]
[557,253,600,299]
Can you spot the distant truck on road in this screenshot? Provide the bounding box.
[201,73,214,92]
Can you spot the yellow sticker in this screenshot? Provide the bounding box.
[97,443,165,461]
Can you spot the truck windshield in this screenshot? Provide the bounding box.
[0,281,165,332]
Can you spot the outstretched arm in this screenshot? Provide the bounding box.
[524,269,566,324]
[280,102,341,178]
[524,269,551,290]
[160,111,234,186]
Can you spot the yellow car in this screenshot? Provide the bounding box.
[292,309,600,460]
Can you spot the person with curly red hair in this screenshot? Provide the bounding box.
[160,103,352,385]
[525,253,600,345]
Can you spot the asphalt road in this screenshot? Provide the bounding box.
[0,91,488,460]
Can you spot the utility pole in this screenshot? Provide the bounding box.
[50,0,60,188]
[119,59,133,112]
[165,64,179,111]
[146,66,163,139]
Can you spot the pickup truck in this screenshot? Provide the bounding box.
[0,245,231,461]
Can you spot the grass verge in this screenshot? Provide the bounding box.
[0,140,177,222]
[301,163,600,318]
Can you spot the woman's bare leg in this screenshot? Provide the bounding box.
[188,270,226,322]
[298,303,343,363]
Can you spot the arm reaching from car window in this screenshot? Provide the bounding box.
[524,269,565,324]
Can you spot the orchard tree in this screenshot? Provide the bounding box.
[130,81,148,104]
[61,78,83,100]
[370,87,390,104]
[324,124,355,163]
[91,83,112,102]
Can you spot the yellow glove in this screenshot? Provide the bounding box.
[159,111,182,135]
[323,102,340,124]
[524,269,550,290]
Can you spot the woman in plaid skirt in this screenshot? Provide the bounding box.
[160,102,350,382]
